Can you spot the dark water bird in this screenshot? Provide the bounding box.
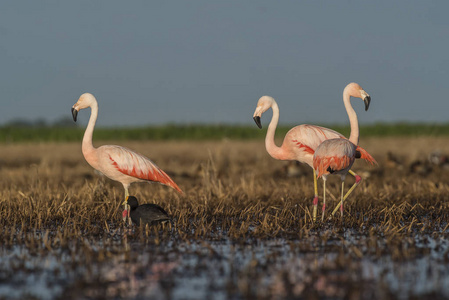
[385,151,404,170]
[122,196,171,226]
[429,150,449,170]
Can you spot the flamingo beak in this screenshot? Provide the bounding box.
[71,107,78,122]
[253,116,262,129]
[364,96,371,111]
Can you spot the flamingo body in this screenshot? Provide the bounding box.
[86,145,182,193]
[279,124,350,166]
[313,139,357,179]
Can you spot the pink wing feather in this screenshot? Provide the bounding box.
[313,155,353,178]
[106,146,183,194]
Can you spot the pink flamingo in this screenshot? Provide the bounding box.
[313,82,374,220]
[71,93,183,224]
[253,83,375,222]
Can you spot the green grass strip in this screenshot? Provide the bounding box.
[1,122,449,143]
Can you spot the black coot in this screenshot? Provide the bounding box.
[125,196,170,226]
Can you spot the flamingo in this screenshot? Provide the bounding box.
[71,93,183,224]
[253,83,376,222]
[313,82,373,220]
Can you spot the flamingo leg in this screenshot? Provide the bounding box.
[122,187,131,224]
[321,177,327,222]
[331,170,362,216]
[340,181,345,217]
[313,169,318,222]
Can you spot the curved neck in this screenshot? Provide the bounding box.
[265,101,283,159]
[82,101,98,155]
[343,90,359,145]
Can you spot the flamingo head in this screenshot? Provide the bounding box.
[71,93,97,122]
[253,96,275,129]
[345,83,371,111]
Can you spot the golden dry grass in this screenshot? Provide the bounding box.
[1,137,449,240]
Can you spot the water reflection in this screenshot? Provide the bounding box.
[1,229,449,299]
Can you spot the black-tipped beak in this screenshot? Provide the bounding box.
[364,96,371,111]
[253,116,262,129]
[71,107,78,122]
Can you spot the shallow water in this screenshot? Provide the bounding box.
[1,228,449,300]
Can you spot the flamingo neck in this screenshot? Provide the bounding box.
[343,90,359,145]
[265,101,284,159]
[82,101,98,156]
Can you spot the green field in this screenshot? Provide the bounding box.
[1,122,449,143]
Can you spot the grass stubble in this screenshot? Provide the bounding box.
[1,137,449,299]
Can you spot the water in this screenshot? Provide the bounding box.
[1,228,449,299]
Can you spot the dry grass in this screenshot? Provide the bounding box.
[1,137,449,299]
[1,137,449,240]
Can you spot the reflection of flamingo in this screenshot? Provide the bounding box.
[253,83,375,221]
[71,93,183,224]
[313,83,374,220]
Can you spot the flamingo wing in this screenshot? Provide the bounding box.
[104,145,183,194]
[288,125,345,154]
[314,155,353,178]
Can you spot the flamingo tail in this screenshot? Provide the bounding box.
[356,146,377,165]
[154,168,184,195]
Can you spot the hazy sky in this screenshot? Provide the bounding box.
[1,1,448,127]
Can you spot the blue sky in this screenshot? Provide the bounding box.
[1,1,448,127]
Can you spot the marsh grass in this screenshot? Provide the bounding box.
[1,137,449,299]
[1,137,449,243]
